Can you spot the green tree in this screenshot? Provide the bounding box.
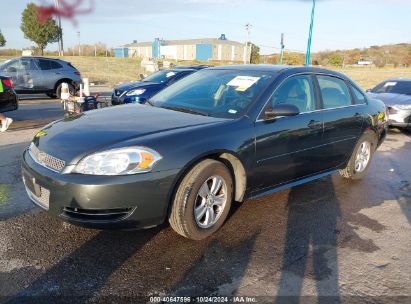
[20,3,60,55]
[329,54,343,67]
[0,30,5,47]
[249,43,260,64]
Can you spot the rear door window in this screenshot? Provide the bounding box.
[317,75,352,109]
[37,59,58,70]
[49,61,63,70]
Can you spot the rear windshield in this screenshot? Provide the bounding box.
[142,70,184,83]
[371,81,411,95]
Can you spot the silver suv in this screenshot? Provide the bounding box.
[0,57,81,98]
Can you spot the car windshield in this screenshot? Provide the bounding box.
[150,69,274,118]
[371,80,411,96]
[142,70,181,83]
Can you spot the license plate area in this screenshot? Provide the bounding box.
[22,171,50,210]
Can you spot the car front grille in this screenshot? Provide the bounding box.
[23,181,50,210]
[61,207,134,222]
[29,143,66,172]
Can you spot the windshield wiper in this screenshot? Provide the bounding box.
[161,106,209,116]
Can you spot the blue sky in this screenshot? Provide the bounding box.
[1,0,410,54]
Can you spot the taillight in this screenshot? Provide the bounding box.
[2,79,13,88]
[74,71,81,76]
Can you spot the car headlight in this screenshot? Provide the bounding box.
[126,89,146,96]
[72,147,162,175]
[393,104,411,110]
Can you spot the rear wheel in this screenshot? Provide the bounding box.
[339,132,377,180]
[46,93,57,99]
[56,83,75,99]
[169,159,233,240]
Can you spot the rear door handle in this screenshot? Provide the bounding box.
[308,120,322,129]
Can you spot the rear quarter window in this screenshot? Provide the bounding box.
[351,86,367,104]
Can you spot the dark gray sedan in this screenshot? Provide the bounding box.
[0,57,81,98]
[22,65,387,240]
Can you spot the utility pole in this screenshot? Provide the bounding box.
[77,31,81,56]
[54,0,63,56]
[244,23,252,64]
[305,0,316,66]
[280,33,285,64]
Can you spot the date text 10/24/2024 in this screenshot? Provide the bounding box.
[150,296,258,303]
[149,296,258,303]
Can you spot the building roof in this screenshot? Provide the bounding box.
[124,38,245,48]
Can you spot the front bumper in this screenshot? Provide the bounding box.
[22,149,180,229]
[387,107,411,128]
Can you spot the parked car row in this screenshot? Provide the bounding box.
[1,56,410,133]
[22,65,388,240]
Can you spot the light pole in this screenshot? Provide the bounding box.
[279,33,285,64]
[54,0,63,56]
[244,23,252,64]
[77,31,81,56]
[305,0,316,66]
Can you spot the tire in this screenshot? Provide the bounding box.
[46,93,57,99]
[169,159,233,240]
[56,83,75,99]
[339,132,377,180]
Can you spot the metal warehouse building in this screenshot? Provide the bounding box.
[114,35,250,62]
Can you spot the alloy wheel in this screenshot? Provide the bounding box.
[194,175,228,229]
[355,141,371,173]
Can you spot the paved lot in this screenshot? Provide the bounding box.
[0,96,410,303]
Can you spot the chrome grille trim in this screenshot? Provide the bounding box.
[29,143,66,172]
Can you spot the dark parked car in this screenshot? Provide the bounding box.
[111,66,207,105]
[0,76,18,113]
[22,65,387,240]
[367,78,411,129]
[0,57,81,98]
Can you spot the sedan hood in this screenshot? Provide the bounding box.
[367,92,411,107]
[34,104,226,163]
[115,81,159,92]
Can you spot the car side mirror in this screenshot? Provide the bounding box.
[264,104,300,119]
[7,67,17,73]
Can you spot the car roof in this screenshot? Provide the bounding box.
[382,78,411,82]
[168,68,197,72]
[173,65,210,70]
[16,56,69,63]
[206,64,349,78]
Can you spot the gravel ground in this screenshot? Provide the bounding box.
[0,98,410,303]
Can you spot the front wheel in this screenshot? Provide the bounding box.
[339,132,377,180]
[169,159,233,240]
